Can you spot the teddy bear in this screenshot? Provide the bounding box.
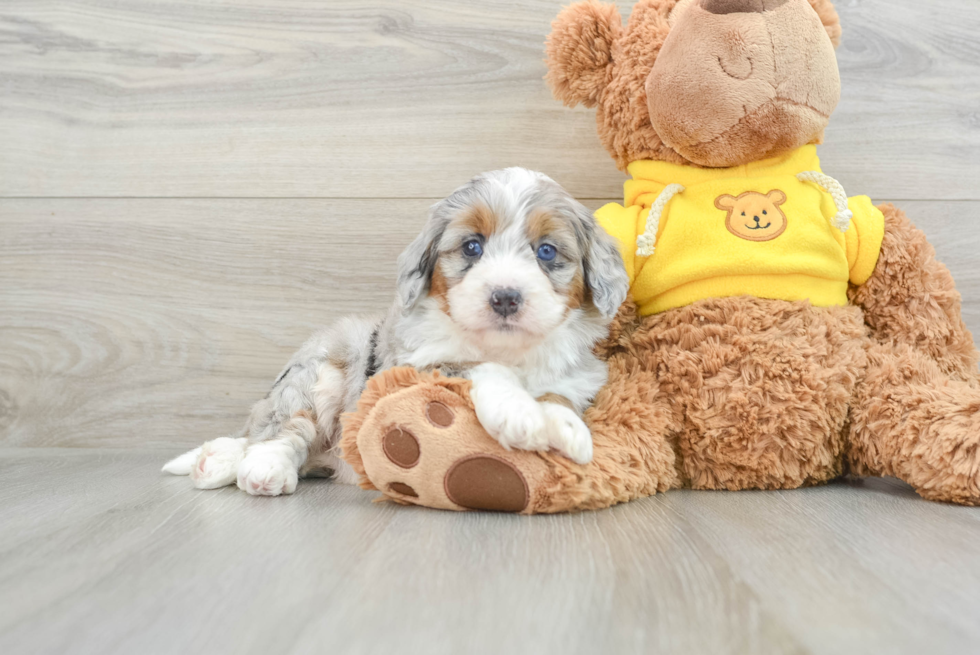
[338,0,980,513]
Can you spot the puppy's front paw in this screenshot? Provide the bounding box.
[542,403,593,465]
[472,381,548,452]
[237,446,299,496]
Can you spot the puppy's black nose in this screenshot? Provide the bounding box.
[490,288,523,317]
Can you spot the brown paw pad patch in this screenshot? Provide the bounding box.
[425,401,454,428]
[444,455,529,513]
[388,482,418,498]
[382,427,420,468]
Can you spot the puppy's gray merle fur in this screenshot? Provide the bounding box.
[163,168,628,496]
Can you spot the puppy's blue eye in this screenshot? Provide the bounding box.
[537,244,557,261]
[463,240,483,257]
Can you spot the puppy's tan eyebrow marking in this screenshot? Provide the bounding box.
[526,209,561,243]
[460,203,498,237]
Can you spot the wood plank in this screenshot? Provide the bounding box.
[824,0,980,200]
[1,198,978,449]
[0,0,978,200]
[1,448,978,654]
[669,478,980,653]
[0,198,427,448]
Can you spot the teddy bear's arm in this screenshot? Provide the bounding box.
[340,361,682,513]
[848,203,979,381]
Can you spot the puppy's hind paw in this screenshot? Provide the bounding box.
[237,446,299,496]
[542,403,593,465]
[190,437,247,489]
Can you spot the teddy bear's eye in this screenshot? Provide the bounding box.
[763,210,768,215]
[741,212,746,217]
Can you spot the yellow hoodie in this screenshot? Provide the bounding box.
[595,146,885,316]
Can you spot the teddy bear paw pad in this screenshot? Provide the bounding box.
[388,482,419,498]
[425,401,455,428]
[444,455,529,513]
[382,427,420,468]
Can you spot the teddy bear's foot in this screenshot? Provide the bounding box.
[849,343,980,506]
[341,369,562,513]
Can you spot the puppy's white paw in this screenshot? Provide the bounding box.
[189,438,246,489]
[237,446,299,496]
[542,403,594,465]
[494,402,548,452]
[472,378,548,452]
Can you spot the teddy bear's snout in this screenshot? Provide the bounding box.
[644,0,840,167]
[700,0,789,14]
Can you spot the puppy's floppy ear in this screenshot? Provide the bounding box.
[806,0,842,47]
[396,209,448,312]
[569,201,629,319]
[546,1,622,108]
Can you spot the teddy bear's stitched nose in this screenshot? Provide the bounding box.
[699,0,788,14]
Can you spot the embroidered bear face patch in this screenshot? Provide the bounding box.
[716,190,788,242]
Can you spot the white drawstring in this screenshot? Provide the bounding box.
[636,184,685,257]
[796,171,852,232]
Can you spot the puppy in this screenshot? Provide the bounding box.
[162,168,628,496]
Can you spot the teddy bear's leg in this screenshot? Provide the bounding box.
[539,355,681,512]
[847,341,980,506]
[846,204,980,504]
[849,204,980,382]
[340,361,681,514]
[652,300,868,492]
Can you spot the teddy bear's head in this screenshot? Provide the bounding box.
[546,0,842,169]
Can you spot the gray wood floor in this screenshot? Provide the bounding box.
[2,449,980,655]
[2,1,980,653]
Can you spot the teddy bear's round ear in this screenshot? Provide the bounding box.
[807,0,842,47]
[545,1,623,108]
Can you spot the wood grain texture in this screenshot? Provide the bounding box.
[0,198,427,448]
[1,0,978,199]
[0,448,978,655]
[2,199,978,449]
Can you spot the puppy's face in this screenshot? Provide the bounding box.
[397,168,628,353]
[437,196,583,340]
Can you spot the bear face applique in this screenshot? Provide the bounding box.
[716,190,788,242]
